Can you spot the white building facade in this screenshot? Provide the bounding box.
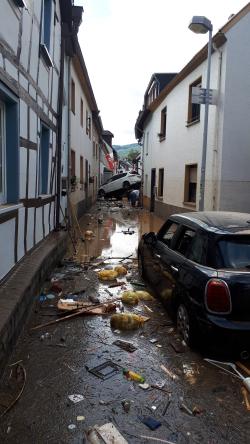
[0,0,74,281]
[136,4,250,219]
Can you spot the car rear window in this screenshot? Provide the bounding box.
[217,237,250,269]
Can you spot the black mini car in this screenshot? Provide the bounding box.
[138,212,250,356]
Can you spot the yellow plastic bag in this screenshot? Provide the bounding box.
[135,290,154,301]
[121,291,139,306]
[98,269,118,281]
[114,266,127,276]
[110,313,149,330]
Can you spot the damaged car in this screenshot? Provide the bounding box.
[138,211,250,356]
[98,172,141,198]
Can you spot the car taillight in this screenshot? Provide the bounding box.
[205,279,232,314]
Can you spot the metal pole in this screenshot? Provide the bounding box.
[199,28,213,211]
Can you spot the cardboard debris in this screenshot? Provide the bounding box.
[87,422,128,444]
[68,394,84,404]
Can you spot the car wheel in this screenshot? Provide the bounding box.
[177,303,197,347]
[123,181,130,190]
[99,189,105,198]
[138,253,145,279]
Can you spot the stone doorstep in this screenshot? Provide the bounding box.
[0,231,68,377]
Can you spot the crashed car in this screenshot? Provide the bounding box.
[98,172,141,198]
[138,211,250,356]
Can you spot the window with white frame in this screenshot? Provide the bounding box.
[0,101,6,204]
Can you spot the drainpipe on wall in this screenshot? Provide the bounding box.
[56,31,65,229]
[212,48,223,210]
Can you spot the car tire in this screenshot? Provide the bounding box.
[99,189,105,198]
[177,303,197,348]
[123,181,130,190]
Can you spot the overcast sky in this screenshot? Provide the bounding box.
[74,0,248,145]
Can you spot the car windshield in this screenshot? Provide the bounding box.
[217,236,250,269]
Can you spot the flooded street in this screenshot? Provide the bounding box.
[0,201,249,443]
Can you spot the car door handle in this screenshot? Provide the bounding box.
[154,253,161,259]
[171,265,179,273]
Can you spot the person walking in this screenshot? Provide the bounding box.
[129,189,140,207]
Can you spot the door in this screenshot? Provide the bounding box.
[150,168,156,212]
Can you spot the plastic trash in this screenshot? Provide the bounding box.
[114,266,127,276]
[123,368,145,383]
[110,313,149,330]
[98,269,118,281]
[121,291,139,306]
[135,290,154,301]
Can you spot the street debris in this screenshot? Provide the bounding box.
[138,416,162,430]
[179,401,193,416]
[110,313,150,330]
[160,364,178,381]
[68,424,76,430]
[139,436,176,444]
[241,386,250,411]
[205,358,250,392]
[121,290,139,305]
[121,399,131,412]
[170,339,185,353]
[76,415,85,421]
[87,422,128,444]
[162,399,171,415]
[114,265,127,275]
[0,364,26,419]
[139,383,150,390]
[150,338,158,344]
[68,394,84,404]
[98,269,118,281]
[86,360,121,380]
[113,339,137,353]
[123,368,145,383]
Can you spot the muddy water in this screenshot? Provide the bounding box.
[73,201,163,263]
[0,201,249,444]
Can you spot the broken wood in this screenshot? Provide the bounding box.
[236,361,250,377]
[30,299,121,331]
[0,364,26,418]
[241,386,250,411]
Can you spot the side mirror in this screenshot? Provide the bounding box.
[143,232,157,245]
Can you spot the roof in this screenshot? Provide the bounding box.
[150,73,177,93]
[171,211,250,234]
[135,2,250,139]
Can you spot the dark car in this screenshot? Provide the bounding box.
[138,211,250,356]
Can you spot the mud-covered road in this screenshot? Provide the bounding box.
[0,201,249,443]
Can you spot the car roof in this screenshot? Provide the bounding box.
[170,211,250,235]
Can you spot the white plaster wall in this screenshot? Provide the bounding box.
[50,202,55,228]
[38,61,49,101]
[26,207,34,251]
[29,19,40,83]
[29,108,37,143]
[19,147,27,199]
[0,219,15,280]
[44,204,50,236]
[219,12,250,211]
[20,6,33,71]
[28,150,37,198]
[17,207,25,261]
[20,100,28,139]
[35,207,43,243]
[70,63,94,206]
[0,1,19,53]
[143,50,224,211]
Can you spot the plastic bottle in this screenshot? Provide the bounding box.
[123,368,145,383]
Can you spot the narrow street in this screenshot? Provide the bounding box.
[0,201,249,444]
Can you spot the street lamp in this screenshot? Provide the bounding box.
[189,16,213,211]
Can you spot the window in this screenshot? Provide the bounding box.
[187,77,202,124]
[80,156,84,184]
[80,99,83,127]
[186,232,208,265]
[93,141,95,158]
[0,101,6,204]
[217,237,250,269]
[71,149,75,178]
[88,116,92,139]
[158,221,179,247]
[42,0,52,51]
[145,131,149,156]
[0,82,19,204]
[175,228,196,256]
[159,106,167,140]
[40,124,50,195]
[71,79,75,114]
[158,168,164,197]
[184,164,197,204]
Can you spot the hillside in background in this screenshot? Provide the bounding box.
[113,143,140,159]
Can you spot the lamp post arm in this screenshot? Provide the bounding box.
[199,28,213,211]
